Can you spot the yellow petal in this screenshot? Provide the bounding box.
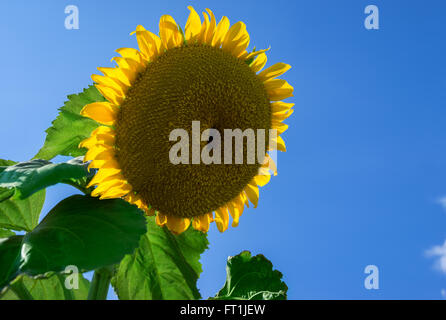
[273,109,294,122]
[94,148,116,161]
[244,183,259,208]
[192,218,203,232]
[148,31,163,57]
[271,102,294,113]
[97,67,132,87]
[131,26,163,60]
[80,102,119,126]
[112,48,147,72]
[143,30,163,59]
[166,216,191,234]
[87,168,122,188]
[81,136,115,151]
[269,136,287,152]
[264,79,294,101]
[253,169,271,187]
[79,126,115,149]
[239,192,250,208]
[99,183,132,199]
[262,154,277,176]
[258,166,271,175]
[84,145,110,162]
[204,8,216,44]
[111,56,144,74]
[223,21,247,45]
[192,213,213,233]
[126,57,145,73]
[272,120,289,134]
[88,158,120,171]
[214,207,229,232]
[211,16,230,47]
[95,85,124,106]
[277,136,287,152]
[198,12,209,44]
[185,6,201,42]
[131,25,154,60]
[115,47,142,64]
[91,74,125,96]
[79,136,96,149]
[91,179,126,197]
[124,193,147,211]
[243,47,270,61]
[156,213,167,226]
[227,199,244,228]
[222,22,250,57]
[159,15,182,49]
[258,63,291,82]
[93,129,115,145]
[90,125,115,135]
[110,56,130,70]
[87,168,125,188]
[250,53,267,73]
[232,36,250,58]
[88,173,125,190]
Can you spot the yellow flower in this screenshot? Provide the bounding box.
[80,6,294,234]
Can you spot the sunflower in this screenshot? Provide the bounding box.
[80,6,294,234]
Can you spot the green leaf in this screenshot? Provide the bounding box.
[19,195,147,276]
[0,236,23,290]
[0,188,14,203]
[0,190,45,232]
[0,159,46,232]
[0,157,90,200]
[0,160,16,167]
[111,216,209,300]
[0,229,15,238]
[34,85,105,160]
[212,251,288,300]
[0,273,90,300]
[0,159,17,202]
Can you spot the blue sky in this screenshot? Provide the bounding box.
[1,0,446,299]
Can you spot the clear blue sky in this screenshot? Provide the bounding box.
[1,0,446,299]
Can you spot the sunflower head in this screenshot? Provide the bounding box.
[80,6,294,234]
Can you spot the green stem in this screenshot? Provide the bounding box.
[63,180,91,195]
[87,266,114,300]
[10,278,34,300]
[57,274,75,300]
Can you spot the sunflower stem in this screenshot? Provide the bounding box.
[64,179,92,195]
[10,278,34,300]
[87,265,114,300]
